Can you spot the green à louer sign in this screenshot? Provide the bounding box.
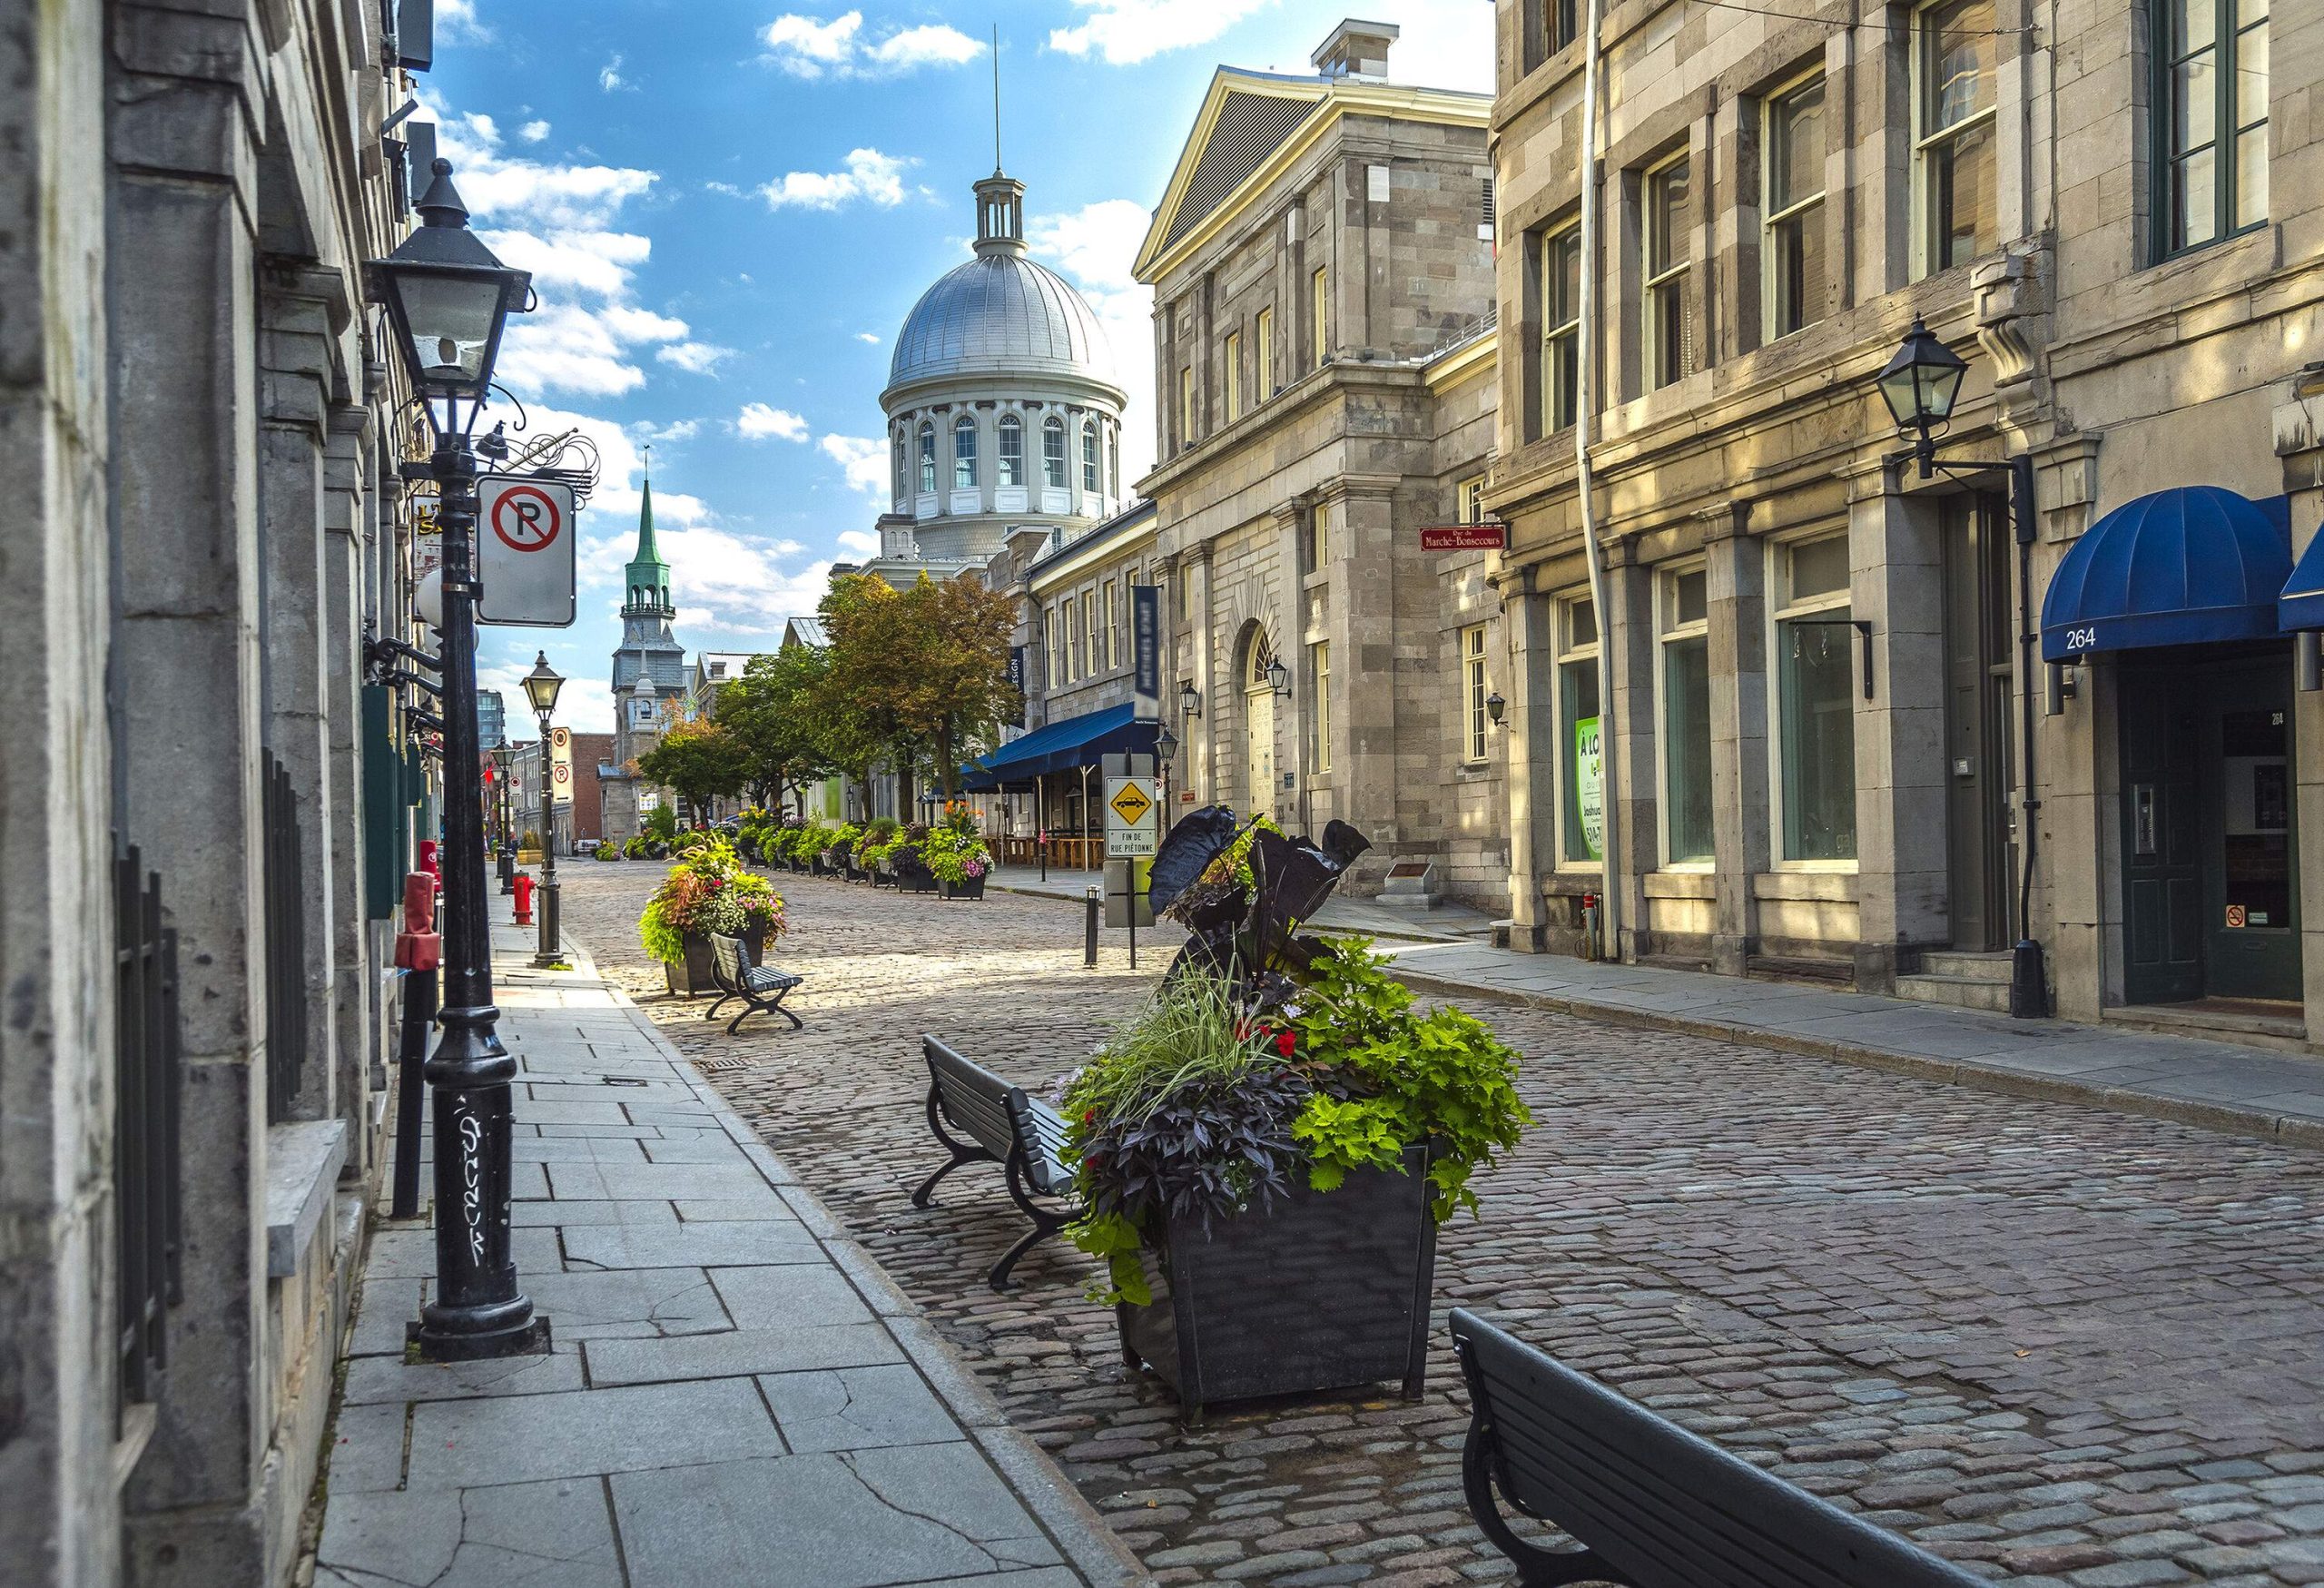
[1575,716,1603,862]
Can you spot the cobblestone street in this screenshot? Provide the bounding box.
[562,863,2324,1587]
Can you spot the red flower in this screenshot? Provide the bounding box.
[1275,1031,1296,1058]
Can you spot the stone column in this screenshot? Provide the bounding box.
[1187,541,1216,803]
[325,402,377,1161]
[1334,482,1401,851]
[259,271,341,1127]
[1603,539,1657,959]
[109,6,269,1579]
[1501,567,1555,951]
[1705,504,1768,976]
[1849,470,1950,992]
[0,2,122,1582]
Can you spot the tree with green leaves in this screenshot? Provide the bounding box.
[635,718,747,824]
[819,570,1018,800]
[716,647,836,815]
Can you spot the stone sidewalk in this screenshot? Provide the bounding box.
[1379,939,2324,1151]
[310,923,1147,1588]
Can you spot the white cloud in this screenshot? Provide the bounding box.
[641,419,702,442]
[1029,202,1157,489]
[518,119,551,143]
[1048,0,1270,65]
[855,331,881,344]
[657,341,734,374]
[761,12,984,78]
[1365,0,1493,93]
[737,403,811,442]
[599,54,629,92]
[759,148,911,211]
[837,529,881,557]
[437,0,492,42]
[819,434,890,498]
[430,106,684,401]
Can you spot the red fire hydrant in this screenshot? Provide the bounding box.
[513,872,537,926]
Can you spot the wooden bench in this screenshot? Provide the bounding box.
[704,933,803,1036]
[911,1036,1080,1292]
[1448,1308,1986,1588]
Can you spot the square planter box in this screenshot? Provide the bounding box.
[1115,1144,1436,1422]
[665,922,770,997]
[940,874,987,901]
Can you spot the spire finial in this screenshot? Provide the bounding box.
[992,25,1002,173]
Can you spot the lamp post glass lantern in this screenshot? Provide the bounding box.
[1876,316,1969,478]
[1485,691,1506,728]
[1178,681,1202,719]
[368,158,548,1361]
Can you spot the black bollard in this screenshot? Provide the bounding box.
[1085,885,1100,968]
[390,965,438,1219]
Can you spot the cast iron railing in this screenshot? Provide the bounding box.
[113,844,182,1416]
[261,755,309,1125]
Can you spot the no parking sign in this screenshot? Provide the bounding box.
[478,475,576,628]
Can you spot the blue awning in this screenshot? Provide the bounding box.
[2040,486,2291,663]
[2281,524,2324,632]
[960,703,1157,791]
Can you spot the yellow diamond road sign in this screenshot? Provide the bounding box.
[1109,782,1154,826]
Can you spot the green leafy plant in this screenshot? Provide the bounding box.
[920,825,991,884]
[643,804,680,843]
[593,841,619,861]
[635,840,788,964]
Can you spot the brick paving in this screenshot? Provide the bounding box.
[560,861,2324,1586]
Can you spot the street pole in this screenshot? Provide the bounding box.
[411,431,546,1361]
[535,715,562,967]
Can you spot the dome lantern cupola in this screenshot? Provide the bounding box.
[973,172,1026,258]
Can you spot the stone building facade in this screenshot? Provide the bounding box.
[1136,21,1512,907]
[1487,0,2324,1040]
[4,0,438,1581]
[601,479,689,842]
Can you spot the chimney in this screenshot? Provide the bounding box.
[1311,18,1399,82]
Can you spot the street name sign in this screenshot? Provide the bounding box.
[1418,523,1508,551]
[478,474,577,627]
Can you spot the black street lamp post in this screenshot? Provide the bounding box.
[1876,317,2046,1021]
[368,159,549,1360]
[1155,720,1178,834]
[523,652,566,967]
[491,745,516,895]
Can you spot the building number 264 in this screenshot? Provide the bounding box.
[2062,626,2099,652]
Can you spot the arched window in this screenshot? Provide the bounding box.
[953,414,978,489]
[1042,416,1067,489]
[998,414,1025,487]
[891,431,907,502]
[1081,420,1100,493]
[917,422,937,494]
[1108,422,1120,498]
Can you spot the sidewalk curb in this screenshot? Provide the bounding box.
[561,932,1155,1588]
[1389,969,2324,1154]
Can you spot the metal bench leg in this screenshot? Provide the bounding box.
[990,1152,1074,1292]
[911,1085,993,1208]
[704,991,736,1021]
[1461,1420,1622,1587]
[770,989,803,1030]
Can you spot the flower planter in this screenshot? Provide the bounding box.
[1115,1144,1436,1422]
[665,921,770,997]
[895,856,939,894]
[940,874,986,901]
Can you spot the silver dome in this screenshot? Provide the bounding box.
[886,252,1119,398]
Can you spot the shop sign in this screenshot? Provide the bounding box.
[1420,523,1508,551]
[1575,716,1604,861]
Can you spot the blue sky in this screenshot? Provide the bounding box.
[435,0,1490,734]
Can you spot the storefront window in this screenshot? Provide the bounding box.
[1660,566,1713,864]
[1773,533,1856,862]
[1557,596,1602,863]
[2222,705,2290,930]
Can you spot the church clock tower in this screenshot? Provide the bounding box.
[604,471,689,841]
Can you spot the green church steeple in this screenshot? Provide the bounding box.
[622,471,673,619]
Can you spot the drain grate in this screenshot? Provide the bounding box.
[694,1056,752,1075]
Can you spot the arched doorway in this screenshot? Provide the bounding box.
[1243,633,1277,820]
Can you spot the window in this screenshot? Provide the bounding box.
[1068,596,1085,680]
[1659,566,1714,864]
[1179,366,1196,449]
[1312,641,1333,772]
[1765,76,1827,339]
[917,422,937,494]
[953,415,978,489]
[1310,499,1334,568]
[1915,0,1997,276]
[1542,223,1581,433]
[1045,605,1061,688]
[1771,533,1857,862]
[891,431,907,502]
[999,414,1025,487]
[1556,597,1602,863]
[1225,330,1243,420]
[1462,625,1489,764]
[1042,416,1067,488]
[1256,307,1275,398]
[1311,265,1330,369]
[1082,420,1100,493]
[1108,425,1120,498]
[1457,475,1487,525]
[1642,154,1693,391]
[2156,0,2269,257]
[1081,590,1097,676]
[1101,580,1118,669]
